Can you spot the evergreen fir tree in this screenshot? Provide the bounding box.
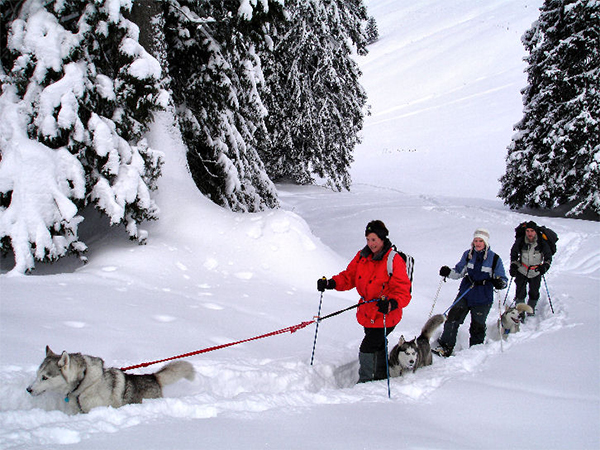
[164,0,279,212]
[365,16,379,45]
[0,0,165,273]
[500,0,600,217]
[0,1,23,74]
[259,0,368,191]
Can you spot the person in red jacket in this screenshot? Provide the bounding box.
[317,220,412,383]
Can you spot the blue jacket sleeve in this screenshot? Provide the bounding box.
[494,254,508,283]
[448,250,469,280]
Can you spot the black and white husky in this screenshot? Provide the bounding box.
[388,314,445,377]
[27,346,195,413]
[499,303,534,338]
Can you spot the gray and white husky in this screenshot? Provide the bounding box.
[27,346,195,413]
[499,303,534,338]
[388,314,445,377]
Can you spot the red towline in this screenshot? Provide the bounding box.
[119,320,316,372]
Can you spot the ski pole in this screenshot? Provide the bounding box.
[502,277,513,306]
[383,313,391,399]
[497,288,504,352]
[317,298,379,322]
[310,282,326,366]
[428,277,445,318]
[542,274,554,314]
[442,284,474,317]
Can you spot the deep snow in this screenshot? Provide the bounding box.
[1,0,599,449]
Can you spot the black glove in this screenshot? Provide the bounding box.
[509,263,519,278]
[491,278,506,290]
[317,278,336,292]
[537,263,549,275]
[376,298,398,314]
[439,266,451,278]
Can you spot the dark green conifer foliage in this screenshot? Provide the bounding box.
[365,16,379,44]
[165,0,279,211]
[259,0,368,191]
[500,0,600,217]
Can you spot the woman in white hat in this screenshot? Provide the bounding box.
[433,228,508,357]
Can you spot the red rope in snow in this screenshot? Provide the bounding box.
[119,320,315,372]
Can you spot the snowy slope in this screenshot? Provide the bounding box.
[1,1,599,449]
[354,0,542,200]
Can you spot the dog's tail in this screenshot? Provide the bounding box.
[155,361,195,387]
[418,314,446,341]
[515,303,534,314]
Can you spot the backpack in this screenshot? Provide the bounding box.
[387,245,414,293]
[514,222,559,255]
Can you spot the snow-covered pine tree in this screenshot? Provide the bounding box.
[259,0,368,191]
[164,0,279,212]
[500,0,600,217]
[365,16,379,45]
[0,0,165,274]
[0,1,22,73]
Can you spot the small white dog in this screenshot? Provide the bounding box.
[499,303,534,338]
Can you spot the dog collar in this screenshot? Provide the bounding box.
[65,369,87,403]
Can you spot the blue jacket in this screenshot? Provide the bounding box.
[448,248,507,306]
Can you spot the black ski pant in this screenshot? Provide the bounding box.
[438,298,492,350]
[514,272,542,312]
[359,326,395,353]
[360,326,395,381]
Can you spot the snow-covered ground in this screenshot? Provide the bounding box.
[1,0,599,449]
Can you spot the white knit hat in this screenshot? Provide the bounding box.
[473,228,490,247]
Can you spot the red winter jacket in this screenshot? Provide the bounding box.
[332,246,412,328]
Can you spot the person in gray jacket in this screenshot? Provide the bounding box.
[509,221,552,316]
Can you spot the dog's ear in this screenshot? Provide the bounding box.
[58,351,70,368]
[398,335,406,345]
[45,346,56,356]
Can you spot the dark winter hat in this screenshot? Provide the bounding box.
[365,220,389,240]
[525,221,538,231]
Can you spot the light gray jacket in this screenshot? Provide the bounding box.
[510,235,552,279]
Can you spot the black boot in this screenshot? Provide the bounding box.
[432,343,453,358]
[358,352,376,383]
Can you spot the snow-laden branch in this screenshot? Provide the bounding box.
[0,86,86,275]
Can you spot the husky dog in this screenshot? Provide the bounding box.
[27,346,195,413]
[499,303,534,338]
[388,314,445,377]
